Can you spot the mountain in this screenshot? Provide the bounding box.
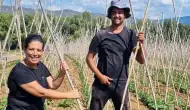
[0,5,104,17]
[150,16,190,25]
[178,16,190,25]
[1,6,189,25]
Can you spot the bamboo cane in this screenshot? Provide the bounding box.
[172,0,177,21]
[38,1,83,109]
[186,94,190,110]
[29,1,39,34]
[15,0,23,60]
[0,16,15,91]
[104,0,108,28]
[44,16,67,50]
[2,16,15,51]
[177,57,190,92]
[120,0,158,109]
[20,3,27,38]
[0,0,3,8]
[132,66,140,110]
[164,2,183,104]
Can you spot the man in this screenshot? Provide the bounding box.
[86,0,145,110]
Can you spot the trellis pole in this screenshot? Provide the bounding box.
[120,0,158,109]
[38,0,83,109]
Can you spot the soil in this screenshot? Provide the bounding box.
[0,55,149,110]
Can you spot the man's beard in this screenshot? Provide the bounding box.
[111,20,123,26]
[111,17,124,26]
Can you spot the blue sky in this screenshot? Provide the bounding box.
[2,0,190,19]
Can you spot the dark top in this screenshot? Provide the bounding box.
[6,61,51,110]
[89,27,137,82]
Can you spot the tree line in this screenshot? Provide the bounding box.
[0,11,189,49]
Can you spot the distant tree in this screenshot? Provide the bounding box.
[0,13,13,40]
[82,11,91,21]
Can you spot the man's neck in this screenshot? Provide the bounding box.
[110,24,124,34]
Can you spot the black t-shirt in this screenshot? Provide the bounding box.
[6,61,51,110]
[89,27,137,82]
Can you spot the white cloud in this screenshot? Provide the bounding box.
[63,5,86,12]
[48,5,61,11]
[74,7,85,12]
[148,13,165,20]
[160,0,172,5]
[15,0,190,18]
[183,0,190,8]
[149,16,159,20]
[21,0,34,6]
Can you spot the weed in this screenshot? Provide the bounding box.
[57,99,75,108]
[0,96,7,110]
[129,81,135,92]
[66,55,90,106]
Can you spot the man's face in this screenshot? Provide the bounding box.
[110,7,125,26]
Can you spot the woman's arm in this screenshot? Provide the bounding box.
[47,62,68,90]
[20,80,80,99]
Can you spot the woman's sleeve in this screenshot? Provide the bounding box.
[41,63,51,78]
[13,69,35,85]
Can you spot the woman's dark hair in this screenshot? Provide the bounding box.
[23,34,45,50]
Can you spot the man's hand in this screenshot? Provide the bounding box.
[99,75,113,85]
[137,32,145,44]
[134,32,146,64]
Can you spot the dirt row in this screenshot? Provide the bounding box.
[46,57,148,110]
[0,56,148,110]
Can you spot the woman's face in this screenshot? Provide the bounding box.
[24,41,44,65]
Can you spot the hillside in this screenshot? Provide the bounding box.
[179,16,190,25]
[1,5,189,25]
[0,5,104,17]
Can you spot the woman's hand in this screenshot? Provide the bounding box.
[59,61,69,74]
[67,89,81,99]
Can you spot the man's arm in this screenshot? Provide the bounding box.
[86,52,113,85]
[133,32,146,64]
[133,43,146,64]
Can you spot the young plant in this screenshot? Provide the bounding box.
[57,99,76,108]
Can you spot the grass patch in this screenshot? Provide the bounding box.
[0,96,7,110]
[66,55,91,107]
[57,99,75,108]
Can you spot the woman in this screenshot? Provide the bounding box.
[6,34,80,110]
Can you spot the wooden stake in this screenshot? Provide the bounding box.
[120,0,158,109]
[38,1,83,109]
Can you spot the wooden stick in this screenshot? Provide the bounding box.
[164,2,183,104]
[0,0,3,8]
[120,0,158,109]
[2,16,15,51]
[38,1,83,109]
[15,0,23,60]
[29,0,39,34]
[20,3,27,38]
[132,67,140,110]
